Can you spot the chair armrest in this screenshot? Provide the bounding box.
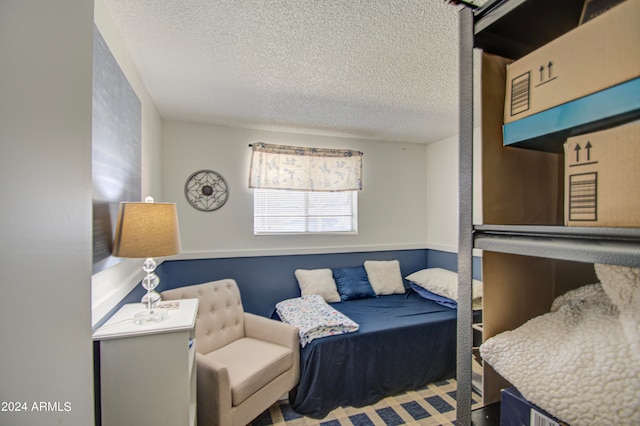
[196,352,232,426]
[244,312,299,349]
[244,313,300,388]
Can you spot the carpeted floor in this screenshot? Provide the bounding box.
[250,378,483,426]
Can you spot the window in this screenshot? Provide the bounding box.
[254,189,357,234]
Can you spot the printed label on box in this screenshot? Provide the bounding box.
[568,172,598,221]
[531,409,560,426]
[510,72,531,116]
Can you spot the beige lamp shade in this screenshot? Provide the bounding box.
[112,202,181,258]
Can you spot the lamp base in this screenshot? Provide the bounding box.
[133,308,169,325]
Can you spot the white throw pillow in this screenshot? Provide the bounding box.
[294,269,341,303]
[404,268,483,300]
[363,260,405,295]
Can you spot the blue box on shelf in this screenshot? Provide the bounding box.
[501,387,566,426]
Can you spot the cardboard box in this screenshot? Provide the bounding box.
[565,121,640,227]
[504,0,640,124]
[501,387,565,426]
[580,0,628,24]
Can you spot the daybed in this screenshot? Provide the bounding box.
[274,262,482,418]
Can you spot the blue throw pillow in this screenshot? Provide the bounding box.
[333,266,377,301]
[410,282,457,309]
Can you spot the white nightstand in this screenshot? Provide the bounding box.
[93,299,198,426]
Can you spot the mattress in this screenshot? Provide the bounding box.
[275,290,466,418]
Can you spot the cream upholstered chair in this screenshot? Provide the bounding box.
[162,279,300,426]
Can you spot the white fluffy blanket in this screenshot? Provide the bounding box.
[480,264,640,426]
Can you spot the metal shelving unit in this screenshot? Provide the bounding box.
[475,225,640,267]
[473,0,584,59]
[456,1,640,424]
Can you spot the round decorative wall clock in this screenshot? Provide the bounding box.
[184,169,229,211]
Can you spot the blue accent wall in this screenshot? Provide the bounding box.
[427,250,482,281]
[97,248,483,325]
[161,249,429,317]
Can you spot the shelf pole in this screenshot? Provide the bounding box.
[457,6,475,426]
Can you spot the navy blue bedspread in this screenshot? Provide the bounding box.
[275,290,463,418]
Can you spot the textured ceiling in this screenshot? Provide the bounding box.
[103,0,481,144]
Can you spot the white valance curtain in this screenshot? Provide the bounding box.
[249,143,363,192]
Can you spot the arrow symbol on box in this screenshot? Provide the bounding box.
[548,61,553,79]
[585,141,592,161]
[575,143,581,162]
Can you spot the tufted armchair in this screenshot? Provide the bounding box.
[162,279,299,426]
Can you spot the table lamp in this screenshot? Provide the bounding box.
[112,197,181,325]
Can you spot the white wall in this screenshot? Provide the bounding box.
[91,0,165,325]
[426,134,459,252]
[89,0,472,322]
[425,127,483,253]
[162,121,429,257]
[0,1,94,425]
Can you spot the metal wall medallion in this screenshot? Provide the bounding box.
[184,169,229,211]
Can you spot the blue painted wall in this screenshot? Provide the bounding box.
[97,248,482,325]
[427,249,482,281]
[161,249,429,317]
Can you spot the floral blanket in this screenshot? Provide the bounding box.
[276,294,359,347]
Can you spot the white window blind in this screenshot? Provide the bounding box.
[254,189,357,234]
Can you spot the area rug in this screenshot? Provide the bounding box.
[251,378,483,426]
